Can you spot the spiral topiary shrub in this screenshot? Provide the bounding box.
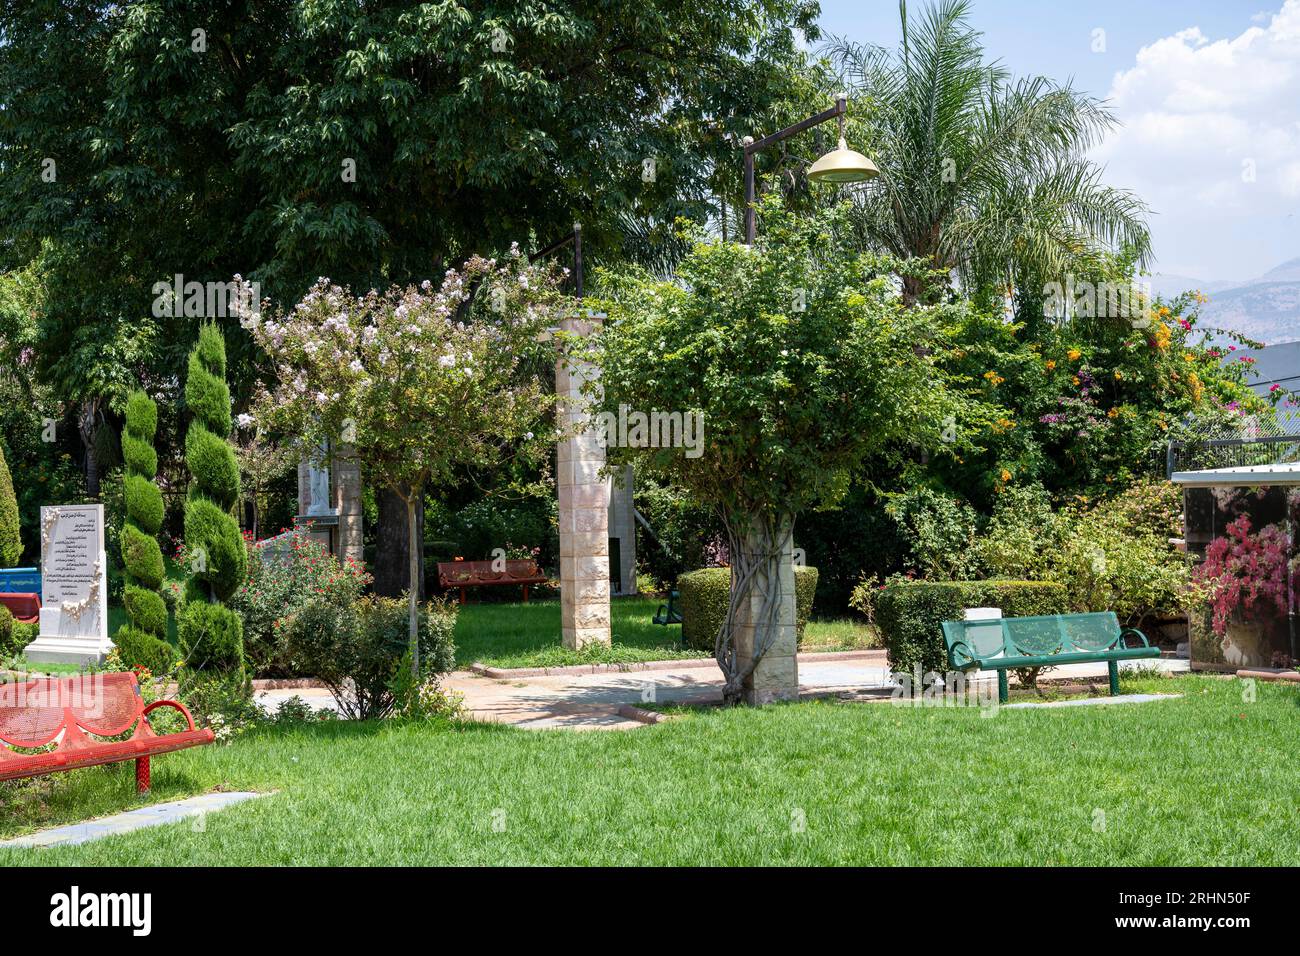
[183,324,246,604]
[116,391,171,671]
[179,324,246,679]
[0,444,20,567]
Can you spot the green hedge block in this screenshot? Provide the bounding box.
[115,624,178,675]
[124,584,168,637]
[121,523,165,590]
[678,565,818,651]
[185,425,240,508]
[183,496,247,600]
[124,473,164,534]
[178,602,244,672]
[874,579,1068,674]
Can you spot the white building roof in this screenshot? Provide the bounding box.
[1170,462,1300,486]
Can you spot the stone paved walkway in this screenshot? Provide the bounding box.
[256,651,1190,730]
[0,792,265,848]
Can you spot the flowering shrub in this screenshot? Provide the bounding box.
[229,528,372,676]
[1190,515,1293,638]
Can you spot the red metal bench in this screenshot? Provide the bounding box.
[0,672,213,794]
[436,558,547,604]
[0,591,40,624]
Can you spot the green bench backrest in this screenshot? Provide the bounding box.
[942,612,1121,665]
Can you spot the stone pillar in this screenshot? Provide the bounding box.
[333,444,364,564]
[733,517,799,704]
[607,464,637,595]
[556,313,611,650]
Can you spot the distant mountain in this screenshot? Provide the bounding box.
[1144,258,1300,345]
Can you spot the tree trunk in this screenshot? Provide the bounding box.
[406,492,420,678]
[374,485,424,599]
[715,511,797,705]
[78,399,100,497]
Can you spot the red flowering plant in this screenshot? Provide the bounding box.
[1189,513,1294,638]
[228,528,372,676]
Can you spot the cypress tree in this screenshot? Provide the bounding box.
[0,445,19,568]
[114,391,176,672]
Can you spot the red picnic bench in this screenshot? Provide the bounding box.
[0,672,213,794]
[436,558,547,604]
[0,591,40,623]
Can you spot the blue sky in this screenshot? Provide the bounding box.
[815,0,1300,281]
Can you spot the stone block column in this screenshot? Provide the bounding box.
[333,444,364,565]
[556,313,611,650]
[733,517,799,704]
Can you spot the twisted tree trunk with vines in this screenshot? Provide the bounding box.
[715,511,798,705]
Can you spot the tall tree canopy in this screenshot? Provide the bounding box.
[826,0,1151,308]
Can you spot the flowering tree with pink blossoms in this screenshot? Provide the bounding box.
[242,251,568,673]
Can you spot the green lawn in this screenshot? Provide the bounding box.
[452,596,877,668]
[2,674,1295,865]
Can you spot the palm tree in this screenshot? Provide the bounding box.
[826,0,1151,310]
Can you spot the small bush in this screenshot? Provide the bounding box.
[120,522,165,590]
[678,565,818,651]
[183,498,248,601]
[178,670,257,739]
[9,620,37,656]
[178,601,245,671]
[123,585,168,635]
[874,579,1067,674]
[114,624,179,675]
[230,529,371,676]
[0,604,14,657]
[286,595,457,720]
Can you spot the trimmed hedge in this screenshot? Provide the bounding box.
[118,391,168,654]
[678,565,818,651]
[874,579,1068,674]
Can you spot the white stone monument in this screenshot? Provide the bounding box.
[25,504,113,665]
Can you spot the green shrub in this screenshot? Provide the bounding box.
[114,624,179,675]
[123,584,168,635]
[230,528,371,676]
[887,486,982,580]
[9,620,37,656]
[123,473,164,534]
[182,497,247,602]
[178,601,245,671]
[286,595,457,719]
[120,522,165,590]
[0,444,20,567]
[678,565,818,651]
[0,604,14,657]
[874,579,1067,674]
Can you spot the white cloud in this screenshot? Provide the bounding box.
[1094,1,1300,278]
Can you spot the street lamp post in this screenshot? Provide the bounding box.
[742,93,878,243]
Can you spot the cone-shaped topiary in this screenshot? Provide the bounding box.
[116,391,171,671]
[0,445,20,567]
[180,324,245,674]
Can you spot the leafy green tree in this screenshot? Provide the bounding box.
[115,390,176,671]
[179,324,246,673]
[827,0,1150,306]
[0,445,21,567]
[594,200,954,703]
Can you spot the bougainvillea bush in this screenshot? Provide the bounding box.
[1190,515,1293,639]
[229,529,372,676]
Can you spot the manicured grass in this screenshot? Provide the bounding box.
[452,596,876,668]
[2,674,1295,865]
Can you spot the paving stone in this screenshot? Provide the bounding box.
[1,792,266,848]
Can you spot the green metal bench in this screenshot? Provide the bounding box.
[652,589,682,626]
[941,611,1160,703]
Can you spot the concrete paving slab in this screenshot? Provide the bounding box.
[1003,693,1183,710]
[1,792,266,848]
